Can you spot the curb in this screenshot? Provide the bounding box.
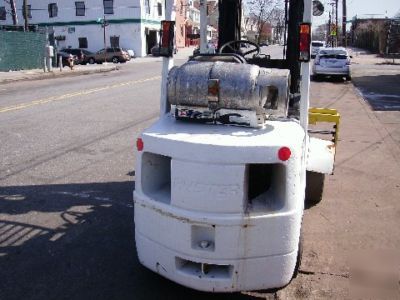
[0,66,118,85]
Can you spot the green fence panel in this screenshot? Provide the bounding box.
[0,31,46,71]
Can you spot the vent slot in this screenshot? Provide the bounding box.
[247,163,286,211]
[141,152,171,204]
[175,257,232,279]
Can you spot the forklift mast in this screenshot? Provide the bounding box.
[217,0,304,93]
[218,0,242,48]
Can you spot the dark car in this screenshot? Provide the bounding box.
[86,47,130,64]
[61,48,93,64]
[57,52,79,67]
[151,45,178,57]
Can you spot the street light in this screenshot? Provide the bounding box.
[97,16,109,64]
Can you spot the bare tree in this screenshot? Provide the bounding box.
[246,0,282,44]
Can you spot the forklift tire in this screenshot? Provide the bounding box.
[305,171,325,208]
[292,229,303,279]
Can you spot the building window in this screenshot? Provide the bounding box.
[145,0,150,14]
[103,0,114,15]
[78,37,88,48]
[110,36,120,48]
[157,2,162,16]
[48,3,58,18]
[0,7,6,21]
[75,2,85,16]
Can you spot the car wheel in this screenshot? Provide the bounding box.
[112,56,119,64]
[305,171,325,208]
[346,74,352,81]
[88,58,95,64]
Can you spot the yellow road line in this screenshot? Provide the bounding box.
[0,76,161,113]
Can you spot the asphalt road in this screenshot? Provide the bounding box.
[1,52,399,299]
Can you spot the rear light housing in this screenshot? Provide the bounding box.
[299,23,311,62]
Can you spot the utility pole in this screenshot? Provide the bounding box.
[328,11,332,47]
[342,0,347,47]
[335,0,338,46]
[103,15,107,63]
[23,0,28,31]
[199,0,207,53]
[9,0,18,25]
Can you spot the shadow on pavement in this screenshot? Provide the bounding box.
[311,75,351,84]
[0,182,256,300]
[352,74,400,111]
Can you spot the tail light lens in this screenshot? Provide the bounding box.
[136,138,144,151]
[278,147,291,161]
[299,23,311,62]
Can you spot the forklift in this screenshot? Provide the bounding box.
[133,0,340,292]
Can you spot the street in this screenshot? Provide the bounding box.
[1,51,400,299]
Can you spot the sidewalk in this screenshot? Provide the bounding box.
[0,63,119,85]
[0,47,196,85]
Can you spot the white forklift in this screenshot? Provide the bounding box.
[134,0,340,292]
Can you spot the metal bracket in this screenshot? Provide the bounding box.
[308,107,340,146]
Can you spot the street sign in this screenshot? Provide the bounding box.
[331,24,337,36]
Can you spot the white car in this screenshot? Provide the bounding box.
[313,47,352,80]
[311,41,325,58]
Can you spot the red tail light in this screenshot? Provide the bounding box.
[136,138,144,151]
[299,23,311,62]
[278,147,291,161]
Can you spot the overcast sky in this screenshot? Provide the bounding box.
[315,0,399,24]
[346,0,399,19]
[311,0,399,27]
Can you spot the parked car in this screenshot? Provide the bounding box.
[259,42,269,47]
[61,48,93,64]
[126,49,135,58]
[311,41,325,58]
[86,47,130,64]
[57,51,79,67]
[313,47,352,80]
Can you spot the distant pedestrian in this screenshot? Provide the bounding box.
[67,54,74,70]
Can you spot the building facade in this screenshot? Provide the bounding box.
[0,0,165,57]
[175,0,187,49]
